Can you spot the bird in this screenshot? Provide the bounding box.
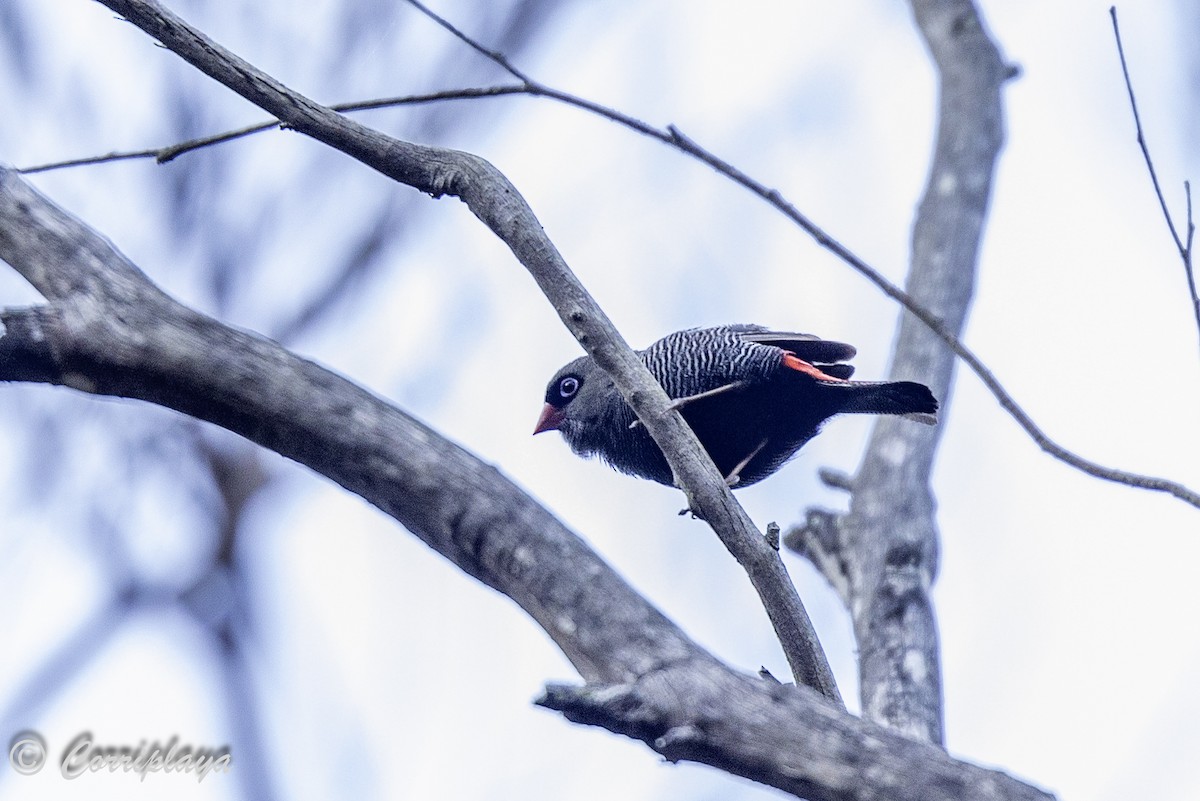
[533,324,938,488]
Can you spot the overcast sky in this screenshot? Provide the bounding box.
[1,1,1198,800]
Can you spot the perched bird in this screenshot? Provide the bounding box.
[534,324,938,488]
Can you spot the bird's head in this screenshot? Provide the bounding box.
[533,356,611,442]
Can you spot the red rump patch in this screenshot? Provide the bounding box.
[782,352,847,382]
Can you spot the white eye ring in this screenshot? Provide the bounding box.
[559,376,580,399]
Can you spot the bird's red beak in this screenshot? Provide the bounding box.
[533,403,564,435]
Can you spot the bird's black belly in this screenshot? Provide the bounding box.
[679,380,841,487]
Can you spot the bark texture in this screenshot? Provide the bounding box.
[787,0,1009,744]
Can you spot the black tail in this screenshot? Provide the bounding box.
[834,380,938,424]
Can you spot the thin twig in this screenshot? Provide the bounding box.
[1184,180,1198,335]
[402,0,1200,510]
[23,3,1200,511]
[19,86,526,173]
[403,0,535,84]
[1110,6,1200,351]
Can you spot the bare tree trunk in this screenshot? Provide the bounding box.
[787,0,1010,745]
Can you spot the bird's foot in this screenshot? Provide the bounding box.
[722,438,769,487]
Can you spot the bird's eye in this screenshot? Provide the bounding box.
[558,376,580,399]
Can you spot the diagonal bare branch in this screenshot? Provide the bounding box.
[90,0,841,699]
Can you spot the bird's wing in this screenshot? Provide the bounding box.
[735,329,858,363]
[813,363,855,380]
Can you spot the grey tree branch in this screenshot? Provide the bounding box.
[0,166,1053,801]
[787,0,1007,745]
[89,0,839,699]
